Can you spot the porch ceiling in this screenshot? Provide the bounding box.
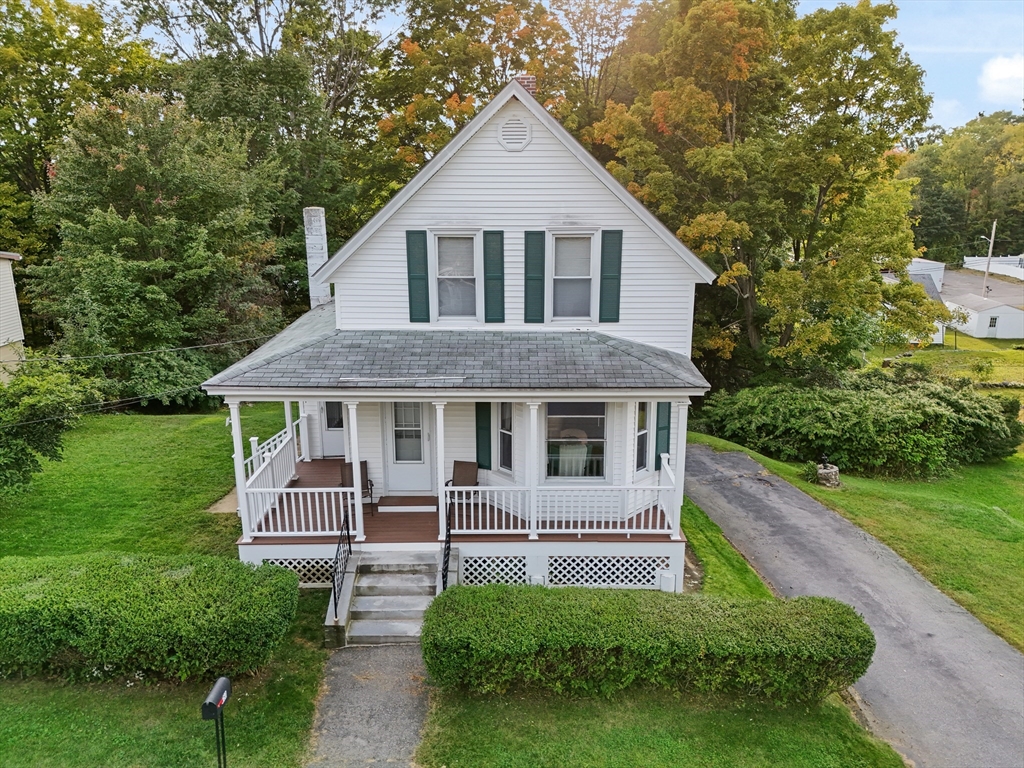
[203,302,710,394]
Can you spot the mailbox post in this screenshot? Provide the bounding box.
[201,677,231,768]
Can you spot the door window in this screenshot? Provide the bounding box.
[324,402,345,430]
[393,403,423,462]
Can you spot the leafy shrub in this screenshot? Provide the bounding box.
[422,585,874,704]
[0,554,298,681]
[696,374,1022,477]
[801,461,820,484]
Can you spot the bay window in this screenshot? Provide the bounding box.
[546,402,605,478]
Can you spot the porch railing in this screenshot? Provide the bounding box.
[248,487,357,536]
[444,484,676,536]
[242,417,305,481]
[447,487,531,534]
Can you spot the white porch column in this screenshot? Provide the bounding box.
[527,402,541,540]
[671,399,690,541]
[284,400,294,440]
[433,402,447,541]
[298,402,311,461]
[344,401,366,542]
[228,402,252,541]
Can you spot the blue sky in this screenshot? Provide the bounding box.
[797,0,1024,127]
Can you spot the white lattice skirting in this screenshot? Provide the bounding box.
[459,554,672,588]
[461,555,528,585]
[547,555,671,588]
[265,558,334,588]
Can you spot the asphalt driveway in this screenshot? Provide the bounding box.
[685,445,1024,768]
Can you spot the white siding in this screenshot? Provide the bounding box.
[329,100,701,355]
[441,401,477,483]
[358,406,385,494]
[0,259,24,347]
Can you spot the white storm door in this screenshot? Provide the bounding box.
[385,402,434,493]
[320,402,347,457]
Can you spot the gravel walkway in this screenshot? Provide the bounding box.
[305,644,428,767]
[686,445,1024,768]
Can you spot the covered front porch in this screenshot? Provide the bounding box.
[228,397,689,546]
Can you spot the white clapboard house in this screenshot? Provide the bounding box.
[203,78,715,642]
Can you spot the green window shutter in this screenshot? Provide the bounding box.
[406,230,430,323]
[483,231,505,323]
[655,402,671,470]
[599,230,623,322]
[524,231,546,323]
[475,402,492,470]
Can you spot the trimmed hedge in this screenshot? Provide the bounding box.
[422,585,875,704]
[696,376,1023,477]
[0,553,298,681]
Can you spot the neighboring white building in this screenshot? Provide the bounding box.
[0,251,25,382]
[908,257,945,293]
[945,293,1024,339]
[203,80,715,643]
[963,255,1024,282]
[881,259,946,344]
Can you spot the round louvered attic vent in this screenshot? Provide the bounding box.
[498,117,532,151]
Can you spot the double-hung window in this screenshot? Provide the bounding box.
[436,236,477,317]
[552,235,594,319]
[635,402,651,472]
[498,402,513,472]
[546,402,605,478]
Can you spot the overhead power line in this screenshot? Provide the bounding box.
[23,335,275,363]
[0,385,203,431]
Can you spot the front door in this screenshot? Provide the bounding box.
[384,402,434,493]
[320,402,346,457]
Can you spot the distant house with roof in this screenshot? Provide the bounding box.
[0,251,25,382]
[944,293,1024,340]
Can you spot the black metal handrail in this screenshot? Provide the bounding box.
[441,492,452,590]
[331,510,353,618]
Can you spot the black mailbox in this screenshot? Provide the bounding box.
[202,677,232,720]
[201,677,231,767]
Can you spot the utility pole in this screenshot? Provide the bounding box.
[982,219,997,297]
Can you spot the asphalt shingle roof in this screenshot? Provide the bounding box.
[203,302,709,392]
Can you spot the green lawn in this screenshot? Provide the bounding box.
[870,334,1024,385]
[0,404,287,558]
[415,498,901,768]
[689,432,1024,651]
[0,406,326,767]
[417,689,903,768]
[0,590,327,768]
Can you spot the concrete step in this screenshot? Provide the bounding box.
[346,619,422,645]
[357,552,438,574]
[350,595,433,621]
[355,572,436,596]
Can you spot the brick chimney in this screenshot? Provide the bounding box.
[513,74,537,96]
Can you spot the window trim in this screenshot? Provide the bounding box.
[428,228,483,323]
[392,402,425,464]
[543,401,609,483]
[545,228,600,324]
[496,402,514,474]
[634,401,652,477]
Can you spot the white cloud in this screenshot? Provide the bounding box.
[931,99,971,129]
[979,54,1024,105]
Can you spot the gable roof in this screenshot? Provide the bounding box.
[315,80,717,285]
[946,293,1024,312]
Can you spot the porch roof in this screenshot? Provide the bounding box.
[204,302,709,393]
